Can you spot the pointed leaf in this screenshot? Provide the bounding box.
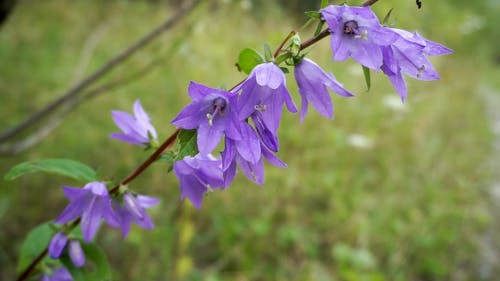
[176,129,198,161]
[304,11,321,19]
[4,159,98,182]
[236,48,264,74]
[362,65,371,91]
[321,0,328,8]
[17,222,53,272]
[382,8,394,25]
[263,44,273,61]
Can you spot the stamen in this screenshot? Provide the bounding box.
[354,30,368,40]
[254,104,266,112]
[206,97,227,126]
[417,65,426,78]
[206,113,214,126]
[343,20,359,36]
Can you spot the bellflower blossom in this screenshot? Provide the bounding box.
[41,267,73,281]
[171,82,241,155]
[55,182,112,243]
[110,99,158,147]
[222,132,286,186]
[173,154,225,209]
[48,232,85,267]
[236,62,297,148]
[106,191,160,238]
[320,5,398,70]
[294,58,354,121]
[381,28,452,101]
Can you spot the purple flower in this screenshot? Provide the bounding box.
[55,182,112,243]
[294,58,354,121]
[106,191,160,238]
[236,62,297,142]
[171,82,241,155]
[110,99,158,146]
[41,267,73,281]
[221,123,286,186]
[381,28,452,101]
[48,233,85,267]
[321,5,398,70]
[173,154,225,209]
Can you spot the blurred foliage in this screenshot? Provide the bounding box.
[0,0,498,280]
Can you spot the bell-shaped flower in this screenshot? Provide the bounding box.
[320,5,398,70]
[48,233,85,267]
[110,99,158,147]
[55,182,112,243]
[106,191,160,238]
[41,266,73,281]
[236,62,297,142]
[221,123,286,186]
[171,82,241,155]
[173,154,225,209]
[294,58,354,121]
[381,28,452,101]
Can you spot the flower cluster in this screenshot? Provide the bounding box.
[37,3,452,280]
[47,181,159,274]
[320,4,452,101]
[171,56,354,208]
[161,4,453,209]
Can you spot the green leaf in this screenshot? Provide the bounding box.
[17,222,53,272]
[236,48,264,74]
[382,8,394,26]
[362,65,371,91]
[304,11,320,19]
[314,20,325,37]
[176,129,198,161]
[158,151,176,172]
[4,159,98,182]
[263,43,273,61]
[61,242,112,281]
[321,0,329,8]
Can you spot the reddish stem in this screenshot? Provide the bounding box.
[273,31,297,58]
[16,0,383,279]
[15,128,180,281]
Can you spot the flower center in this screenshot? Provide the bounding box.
[254,104,267,112]
[206,97,227,126]
[343,20,359,36]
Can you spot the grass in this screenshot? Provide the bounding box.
[0,0,497,280]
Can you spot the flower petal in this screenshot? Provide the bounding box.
[68,240,85,267]
[48,232,68,259]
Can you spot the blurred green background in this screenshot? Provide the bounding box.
[1,0,499,280]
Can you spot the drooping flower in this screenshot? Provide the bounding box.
[171,82,241,155]
[236,62,297,144]
[106,191,160,238]
[173,154,225,209]
[110,99,158,147]
[55,182,112,243]
[48,233,85,267]
[41,267,73,281]
[381,28,452,101]
[221,123,287,186]
[320,5,398,70]
[294,58,354,121]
